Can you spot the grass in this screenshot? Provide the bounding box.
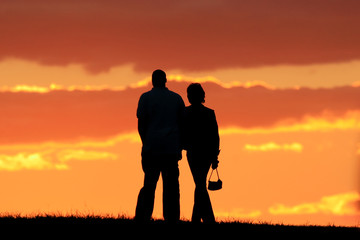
[0,213,358,236]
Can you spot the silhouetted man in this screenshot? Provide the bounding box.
[135,69,185,222]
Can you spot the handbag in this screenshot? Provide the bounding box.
[208,168,222,191]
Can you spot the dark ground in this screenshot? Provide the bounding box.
[0,216,358,237]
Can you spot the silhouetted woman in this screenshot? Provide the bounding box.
[183,83,220,223]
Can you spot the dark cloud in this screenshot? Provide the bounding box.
[1,81,359,144]
[1,0,360,73]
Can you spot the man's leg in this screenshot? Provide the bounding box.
[161,160,180,222]
[135,157,160,222]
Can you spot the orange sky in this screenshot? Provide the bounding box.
[0,0,359,226]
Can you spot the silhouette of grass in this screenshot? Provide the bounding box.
[0,213,358,236]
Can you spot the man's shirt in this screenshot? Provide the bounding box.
[137,87,185,156]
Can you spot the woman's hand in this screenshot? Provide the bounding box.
[211,160,219,169]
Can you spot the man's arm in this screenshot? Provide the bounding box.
[178,97,186,150]
[137,94,148,144]
[138,117,147,144]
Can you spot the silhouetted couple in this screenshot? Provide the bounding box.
[135,69,220,223]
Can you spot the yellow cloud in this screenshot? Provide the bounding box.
[0,149,118,171]
[0,83,125,93]
[57,149,117,162]
[125,73,276,90]
[166,75,275,89]
[0,153,59,171]
[244,142,303,152]
[0,132,140,152]
[0,77,274,93]
[269,191,360,216]
[216,208,262,219]
[0,132,140,171]
[220,110,360,136]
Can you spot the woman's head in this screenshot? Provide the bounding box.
[187,83,205,105]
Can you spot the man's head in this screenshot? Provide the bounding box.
[152,69,167,87]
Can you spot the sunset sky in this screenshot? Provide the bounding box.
[0,0,359,226]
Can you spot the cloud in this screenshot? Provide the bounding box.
[0,132,140,152]
[0,58,148,90]
[0,89,142,144]
[0,132,140,171]
[1,81,359,144]
[57,149,117,162]
[220,110,360,135]
[0,73,274,93]
[216,208,262,219]
[244,142,303,152]
[2,59,360,90]
[0,152,61,171]
[206,84,360,130]
[1,1,360,72]
[1,83,116,93]
[0,149,118,171]
[269,192,360,216]
[133,74,276,90]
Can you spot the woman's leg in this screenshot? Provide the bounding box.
[190,161,215,223]
[198,166,215,223]
[191,166,202,223]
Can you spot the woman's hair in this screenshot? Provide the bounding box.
[187,83,205,105]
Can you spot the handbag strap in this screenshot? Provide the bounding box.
[209,168,220,180]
